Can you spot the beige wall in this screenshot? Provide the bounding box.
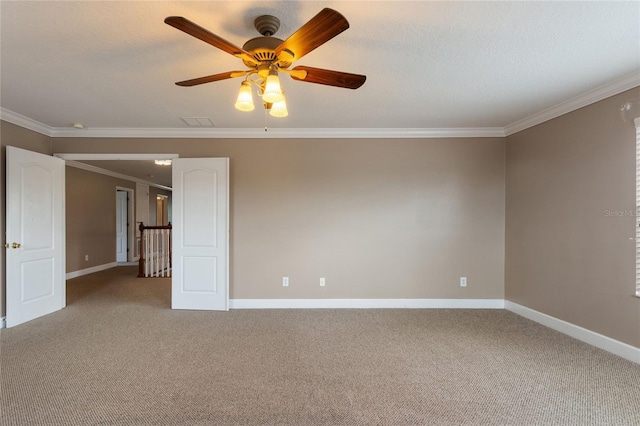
[5,88,638,350]
[10,91,638,350]
[53,137,506,300]
[505,87,640,347]
[1,121,52,317]
[65,166,137,272]
[9,89,638,349]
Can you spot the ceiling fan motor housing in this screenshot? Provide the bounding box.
[243,37,283,63]
[254,15,280,36]
[242,15,294,69]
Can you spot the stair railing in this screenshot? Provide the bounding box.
[138,223,172,277]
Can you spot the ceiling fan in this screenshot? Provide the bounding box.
[164,8,366,118]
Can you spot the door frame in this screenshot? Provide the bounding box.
[115,187,135,262]
[136,183,150,260]
[3,152,179,328]
[5,152,232,326]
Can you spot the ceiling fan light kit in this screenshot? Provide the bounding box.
[262,67,284,103]
[269,93,289,118]
[164,8,366,126]
[234,81,255,112]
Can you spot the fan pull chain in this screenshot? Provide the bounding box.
[264,106,269,131]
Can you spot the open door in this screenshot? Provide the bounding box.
[6,146,65,327]
[172,158,229,310]
[116,190,128,262]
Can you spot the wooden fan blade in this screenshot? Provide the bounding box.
[175,71,247,87]
[165,16,257,64]
[274,8,349,62]
[289,66,366,89]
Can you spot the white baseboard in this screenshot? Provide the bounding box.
[4,295,637,363]
[505,301,640,364]
[230,298,505,309]
[66,262,117,280]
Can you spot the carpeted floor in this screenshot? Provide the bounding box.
[1,266,639,425]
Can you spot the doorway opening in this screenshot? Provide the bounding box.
[6,151,229,328]
[156,195,169,226]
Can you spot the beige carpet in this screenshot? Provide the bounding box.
[1,266,639,425]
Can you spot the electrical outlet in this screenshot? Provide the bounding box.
[460,277,467,287]
[320,277,326,287]
[85,255,89,262]
[282,277,289,287]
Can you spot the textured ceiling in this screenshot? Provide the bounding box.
[1,0,638,132]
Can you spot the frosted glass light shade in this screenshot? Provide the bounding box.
[269,97,288,117]
[262,70,284,103]
[235,81,255,111]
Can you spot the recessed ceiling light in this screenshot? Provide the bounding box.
[72,123,84,129]
[154,160,172,166]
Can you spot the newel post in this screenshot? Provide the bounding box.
[138,222,145,277]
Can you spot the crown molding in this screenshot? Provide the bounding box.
[0,108,52,136]
[55,153,178,161]
[0,113,504,137]
[64,160,172,191]
[3,72,639,139]
[504,71,640,136]
[47,126,505,139]
[0,107,504,138]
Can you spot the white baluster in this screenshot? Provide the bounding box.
[153,229,158,277]
[150,229,154,277]
[161,230,166,277]
[146,230,150,277]
[158,229,161,277]
[145,230,150,277]
[156,229,160,277]
[151,229,156,277]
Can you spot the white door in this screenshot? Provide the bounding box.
[135,183,149,259]
[116,190,127,262]
[6,146,65,328]
[172,158,229,310]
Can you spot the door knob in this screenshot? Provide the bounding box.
[12,242,21,249]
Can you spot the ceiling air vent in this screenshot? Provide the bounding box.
[181,117,214,127]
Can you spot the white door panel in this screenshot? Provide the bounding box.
[116,190,127,262]
[172,158,228,311]
[6,146,65,327]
